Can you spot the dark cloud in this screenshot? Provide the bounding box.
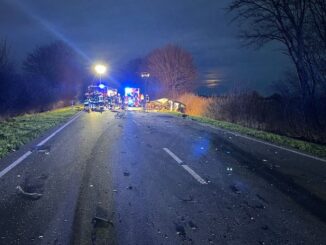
[0,0,290,94]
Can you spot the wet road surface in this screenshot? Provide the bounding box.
[0,110,325,245]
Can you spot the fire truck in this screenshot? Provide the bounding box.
[84,84,119,111]
[124,87,142,107]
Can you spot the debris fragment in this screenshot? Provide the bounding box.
[175,224,186,237]
[188,221,198,230]
[92,216,114,228]
[16,186,43,200]
[123,171,130,177]
[33,145,51,154]
[230,185,241,194]
[181,195,194,202]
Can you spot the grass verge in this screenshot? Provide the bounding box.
[171,113,326,159]
[0,107,80,159]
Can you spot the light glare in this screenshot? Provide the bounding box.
[94,64,107,75]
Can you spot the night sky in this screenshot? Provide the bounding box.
[0,0,290,94]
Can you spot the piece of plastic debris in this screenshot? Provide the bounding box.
[16,186,43,200]
[38,235,44,239]
[262,159,268,162]
[17,175,21,178]
[89,184,94,188]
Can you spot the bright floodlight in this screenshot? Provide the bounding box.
[94,64,107,75]
[99,84,106,89]
[141,72,150,78]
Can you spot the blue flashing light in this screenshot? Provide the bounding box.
[99,84,105,89]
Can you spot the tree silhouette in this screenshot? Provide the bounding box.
[146,44,197,99]
[229,0,326,130]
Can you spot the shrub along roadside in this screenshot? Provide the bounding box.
[0,107,79,159]
[171,113,326,159]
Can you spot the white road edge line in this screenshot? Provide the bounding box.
[197,122,326,163]
[182,165,208,185]
[0,111,82,179]
[163,148,183,164]
[163,148,207,184]
[0,151,32,178]
[37,112,82,146]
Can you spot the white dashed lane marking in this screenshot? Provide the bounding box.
[163,148,208,185]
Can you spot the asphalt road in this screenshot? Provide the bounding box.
[0,110,325,245]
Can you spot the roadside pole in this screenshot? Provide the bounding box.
[141,72,150,113]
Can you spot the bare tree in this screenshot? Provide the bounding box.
[0,39,10,71]
[146,44,197,99]
[23,41,86,102]
[229,0,326,129]
[307,0,326,91]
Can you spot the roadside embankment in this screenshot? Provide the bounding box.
[0,107,80,159]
